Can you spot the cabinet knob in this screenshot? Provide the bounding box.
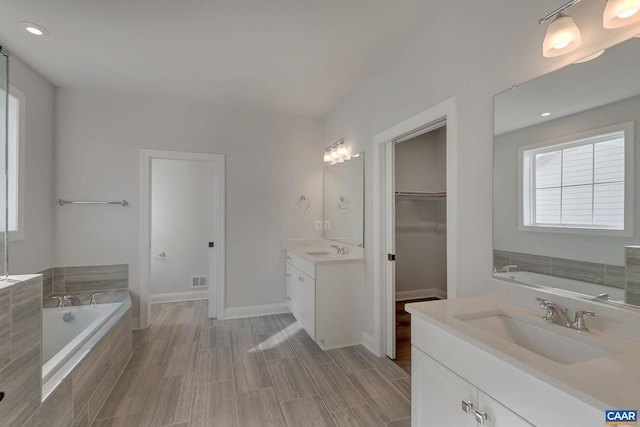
[286,297,291,301]
[475,410,488,424]
[461,400,473,414]
[286,273,291,278]
[298,276,304,282]
[286,256,292,260]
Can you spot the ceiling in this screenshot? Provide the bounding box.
[0,0,439,117]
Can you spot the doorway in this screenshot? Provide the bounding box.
[371,96,458,359]
[393,125,448,372]
[139,150,225,329]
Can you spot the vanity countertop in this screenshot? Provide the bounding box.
[406,296,640,410]
[287,246,364,263]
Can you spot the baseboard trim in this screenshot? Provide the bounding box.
[395,288,446,301]
[225,302,289,319]
[361,332,376,355]
[149,290,208,304]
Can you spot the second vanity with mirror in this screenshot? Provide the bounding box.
[407,36,640,426]
[284,152,365,350]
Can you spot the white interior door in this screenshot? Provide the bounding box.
[150,160,217,311]
[385,141,397,358]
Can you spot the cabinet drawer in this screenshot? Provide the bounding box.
[285,251,315,278]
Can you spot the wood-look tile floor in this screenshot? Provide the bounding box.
[93,301,411,427]
[394,298,439,374]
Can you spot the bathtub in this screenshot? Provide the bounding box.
[494,270,625,303]
[41,300,130,400]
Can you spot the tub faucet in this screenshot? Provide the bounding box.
[51,296,65,308]
[63,295,81,306]
[90,292,103,306]
[496,264,517,273]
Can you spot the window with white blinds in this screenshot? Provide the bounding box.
[522,127,629,231]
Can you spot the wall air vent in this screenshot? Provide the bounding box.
[191,275,208,288]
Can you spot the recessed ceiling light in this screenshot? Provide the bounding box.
[540,112,552,117]
[21,22,49,36]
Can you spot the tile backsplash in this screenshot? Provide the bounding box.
[38,264,128,297]
[625,246,640,306]
[494,250,624,289]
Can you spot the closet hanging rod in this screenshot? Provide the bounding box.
[395,191,446,199]
[56,199,129,207]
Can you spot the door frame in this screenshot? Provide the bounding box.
[371,97,459,357]
[139,149,226,329]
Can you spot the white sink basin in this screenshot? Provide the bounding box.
[456,312,616,364]
[305,250,333,256]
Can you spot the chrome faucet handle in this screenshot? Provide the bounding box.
[536,297,550,308]
[51,296,65,308]
[90,292,103,306]
[572,310,599,331]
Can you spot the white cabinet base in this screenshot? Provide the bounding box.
[286,251,363,350]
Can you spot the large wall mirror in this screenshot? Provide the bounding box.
[493,36,640,308]
[323,153,364,247]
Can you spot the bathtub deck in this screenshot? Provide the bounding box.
[92,300,411,427]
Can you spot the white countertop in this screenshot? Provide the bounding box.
[406,296,640,409]
[285,239,364,263]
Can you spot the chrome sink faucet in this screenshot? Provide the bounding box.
[536,298,599,331]
[536,298,571,327]
[330,244,346,255]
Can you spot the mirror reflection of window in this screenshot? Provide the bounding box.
[520,126,629,232]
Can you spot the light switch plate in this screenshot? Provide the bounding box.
[315,220,322,230]
[324,220,331,230]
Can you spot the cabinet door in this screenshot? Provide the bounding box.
[477,392,534,427]
[285,264,294,312]
[294,270,316,339]
[412,347,476,427]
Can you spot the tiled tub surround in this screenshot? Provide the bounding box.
[24,292,132,427]
[0,275,43,427]
[626,246,640,306]
[494,250,625,289]
[39,264,128,299]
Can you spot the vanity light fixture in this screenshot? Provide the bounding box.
[323,139,350,163]
[603,0,640,28]
[573,48,606,62]
[540,0,640,58]
[21,21,49,36]
[541,11,582,57]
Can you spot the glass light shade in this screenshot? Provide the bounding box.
[573,49,606,64]
[330,146,339,158]
[337,143,347,156]
[603,0,640,28]
[323,150,332,162]
[543,14,581,58]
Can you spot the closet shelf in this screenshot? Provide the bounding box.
[395,191,446,200]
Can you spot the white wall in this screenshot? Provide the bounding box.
[322,0,640,341]
[494,95,640,266]
[150,159,216,296]
[395,128,447,295]
[395,127,446,193]
[7,55,54,274]
[54,88,323,321]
